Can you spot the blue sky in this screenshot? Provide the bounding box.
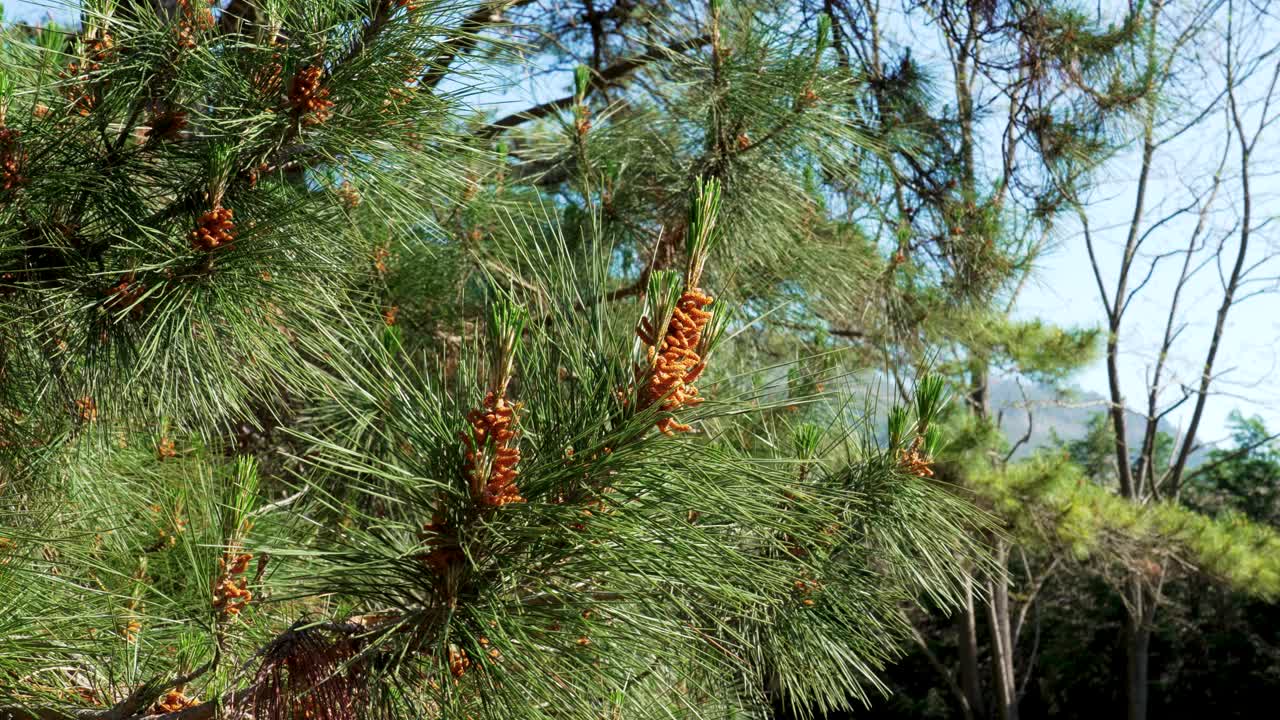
[2,0,71,23]
[5,0,1276,444]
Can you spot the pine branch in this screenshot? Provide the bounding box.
[335,0,396,70]
[0,622,366,720]
[480,33,712,137]
[420,0,537,90]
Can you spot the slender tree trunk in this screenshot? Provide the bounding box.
[1104,133,1155,503]
[1168,83,1257,496]
[957,574,986,718]
[1125,579,1153,720]
[1125,620,1151,720]
[987,541,1019,720]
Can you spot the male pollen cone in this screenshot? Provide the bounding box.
[638,288,714,435]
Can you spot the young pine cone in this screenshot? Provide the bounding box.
[288,66,334,126]
[190,207,235,251]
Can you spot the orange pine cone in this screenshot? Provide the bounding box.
[190,206,235,251]
[153,690,198,714]
[288,66,334,126]
[173,0,214,49]
[449,645,470,678]
[76,396,98,422]
[212,547,254,617]
[639,289,714,435]
[898,436,934,478]
[338,182,361,209]
[463,391,526,507]
[104,275,146,316]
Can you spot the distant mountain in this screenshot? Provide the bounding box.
[988,378,1213,466]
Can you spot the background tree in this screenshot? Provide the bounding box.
[1185,412,1280,525]
[1056,1,1280,716]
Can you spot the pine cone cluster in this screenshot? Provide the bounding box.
[638,289,714,435]
[0,128,25,192]
[76,396,97,422]
[152,690,198,714]
[338,181,361,209]
[463,391,524,507]
[174,0,215,50]
[793,577,821,606]
[898,436,934,478]
[212,550,253,617]
[82,33,114,65]
[289,66,334,126]
[104,274,146,316]
[448,645,470,678]
[190,206,235,251]
[372,245,390,274]
[61,77,97,116]
[60,31,114,116]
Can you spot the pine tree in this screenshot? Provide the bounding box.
[0,3,989,719]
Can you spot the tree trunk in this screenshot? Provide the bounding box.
[1124,577,1155,720]
[1125,614,1151,720]
[957,571,983,717]
[957,575,986,718]
[987,541,1019,720]
[968,360,989,421]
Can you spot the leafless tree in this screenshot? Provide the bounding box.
[1065,1,1280,717]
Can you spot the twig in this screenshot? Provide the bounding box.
[481,34,712,137]
[250,487,309,517]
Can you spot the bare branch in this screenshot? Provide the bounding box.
[1168,34,1278,496]
[1001,378,1034,465]
[481,34,713,137]
[901,611,974,720]
[420,0,537,90]
[1012,555,1060,647]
